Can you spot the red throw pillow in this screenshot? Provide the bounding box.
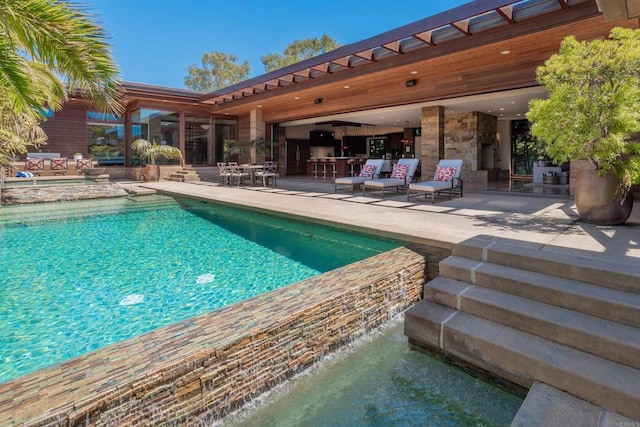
[76,158,92,170]
[390,164,410,179]
[50,158,67,170]
[359,164,378,178]
[26,158,44,171]
[434,165,457,182]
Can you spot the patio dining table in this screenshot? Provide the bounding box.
[239,164,264,186]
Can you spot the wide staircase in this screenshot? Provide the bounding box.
[404,236,640,422]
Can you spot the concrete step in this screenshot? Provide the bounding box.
[452,237,640,295]
[438,258,640,328]
[404,300,640,421]
[511,382,639,427]
[165,176,184,182]
[465,286,640,370]
[424,277,640,370]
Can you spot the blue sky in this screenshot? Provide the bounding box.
[82,0,469,89]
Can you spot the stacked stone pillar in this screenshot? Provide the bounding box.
[420,106,444,181]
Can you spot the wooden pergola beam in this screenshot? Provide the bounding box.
[496,5,515,23]
[451,19,471,36]
[382,41,402,53]
[414,30,435,46]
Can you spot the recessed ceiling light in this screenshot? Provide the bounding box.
[517,113,521,116]
[343,85,350,89]
[499,108,505,111]
[488,110,492,113]
[501,50,510,55]
[511,101,515,104]
[294,96,299,100]
[410,71,418,75]
[257,105,262,108]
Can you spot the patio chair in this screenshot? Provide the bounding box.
[334,159,384,193]
[254,161,278,187]
[217,162,231,185]
[362,158,420,199]
[75,158,93,174]
[229,163,250,186]
[50,157,68,175]
[407,159,464,203]
[25,158,45,176]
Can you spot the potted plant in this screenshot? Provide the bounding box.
[527,27,640,225]
[131,139,182,181]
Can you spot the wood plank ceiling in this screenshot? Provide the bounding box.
[198,0,638,124]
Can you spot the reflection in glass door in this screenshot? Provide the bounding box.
[185,116,210,165]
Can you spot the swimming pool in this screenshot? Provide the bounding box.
[0,195,399,383]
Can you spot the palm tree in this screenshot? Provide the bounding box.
[0,0,124,119]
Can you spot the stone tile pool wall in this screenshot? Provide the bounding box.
[0,246,427,425]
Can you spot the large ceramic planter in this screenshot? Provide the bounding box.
[575,169,633,225]
[143,164,160,181]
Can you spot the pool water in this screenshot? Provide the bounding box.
[0,195,399,383]
[222,320,523,427]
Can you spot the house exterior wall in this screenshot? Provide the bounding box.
[37,103,89,159]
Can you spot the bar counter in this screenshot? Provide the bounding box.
[306,157,366,178]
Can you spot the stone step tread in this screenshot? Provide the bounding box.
[405,301,640,420]
[473,262,640,329]
[452,237,640,293]
[461,286,640,370]
[511,382,638,427]
[424,276,640,369]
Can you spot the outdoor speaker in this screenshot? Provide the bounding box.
[405,79,417,87]
[314,98,323,104]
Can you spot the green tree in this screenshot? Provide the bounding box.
[0,96,47,168]
[184,52,250,91]
[527,27,640,187]
[262,35,341,72]
[0,0,124,119]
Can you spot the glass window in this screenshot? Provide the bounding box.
[87,111,125,166]
[130,109,180,166]
[214,118,237,162]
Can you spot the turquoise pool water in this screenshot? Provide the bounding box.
[224,320,523,426]
[0,195,399,383]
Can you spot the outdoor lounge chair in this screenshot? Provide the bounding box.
[407,159,464,203]
[75,158,93,174]
[50,157,68,175]
[334,159,384,193]
[362,158,419,199]
[25,158,45,176]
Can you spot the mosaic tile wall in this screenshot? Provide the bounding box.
[0,246,426,426]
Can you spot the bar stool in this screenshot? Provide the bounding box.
[311,158,319,179]
[357,158,365,175]
[318,158,328,180]
[329,158,338,180]
[347,158,357,176]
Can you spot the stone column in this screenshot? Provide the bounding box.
[421,106,444,181]
[250,109,265,164]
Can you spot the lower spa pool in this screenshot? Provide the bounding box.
[223,320,523,427]
[0,195,399,383]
